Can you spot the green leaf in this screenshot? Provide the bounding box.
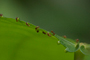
[55,34,79,52]
[0,17,74,60]
[80,43,90,55]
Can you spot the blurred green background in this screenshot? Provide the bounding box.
[0,0,90,43]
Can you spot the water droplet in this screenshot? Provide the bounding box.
[57,41,60,45]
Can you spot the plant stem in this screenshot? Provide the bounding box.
[74,50,85,60]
